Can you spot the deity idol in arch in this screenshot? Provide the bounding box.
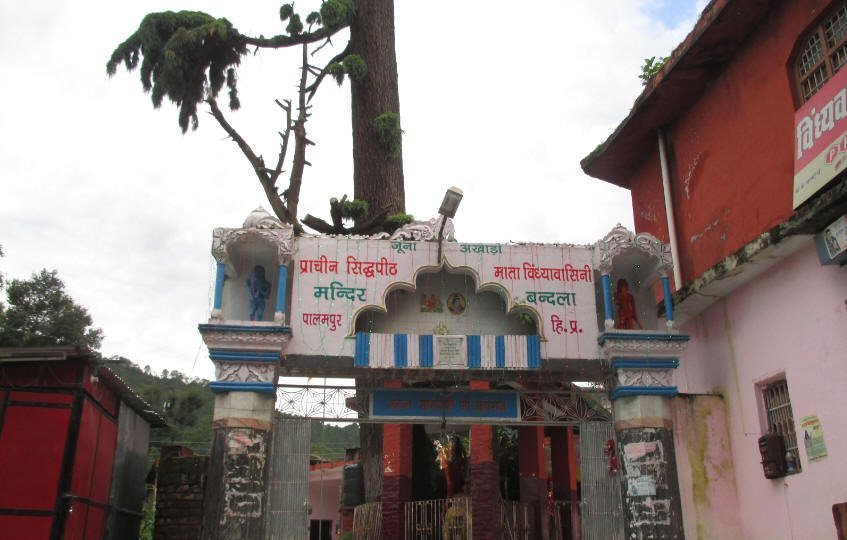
[247,265,271,321]
[615,278,642,330]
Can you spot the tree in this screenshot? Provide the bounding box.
[0,269,103,349]
[0,244,5,292]
[107,1,407,234]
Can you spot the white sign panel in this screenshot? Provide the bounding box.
[435,335,467,368]
[286,237,600,361]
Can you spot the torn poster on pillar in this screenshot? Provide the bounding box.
[627,475,657,497]
[622,440,664,478]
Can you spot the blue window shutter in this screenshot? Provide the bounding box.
[467,335,481,368]
[495,335,506,368]
[355,333,370,367]
[394,334,408,368]
[526,335,541,368]
[419,335,434,367]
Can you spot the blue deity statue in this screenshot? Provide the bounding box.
[246,265,271,321]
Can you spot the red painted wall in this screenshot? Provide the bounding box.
[628,1,830,281]
[0,360,121,540]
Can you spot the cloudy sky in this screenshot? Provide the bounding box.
[0,1,703,380]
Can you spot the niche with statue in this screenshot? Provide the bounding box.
[594,225,675,332]
[210,208,293,323]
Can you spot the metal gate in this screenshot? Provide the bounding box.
[579,422,624,540]
[265,417,311,539]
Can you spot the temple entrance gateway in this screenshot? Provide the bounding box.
[199,211,687,539]
[273,381,623,539]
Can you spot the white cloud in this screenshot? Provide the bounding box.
[0,0,699,379]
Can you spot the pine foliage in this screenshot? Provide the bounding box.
[106,11,246,132]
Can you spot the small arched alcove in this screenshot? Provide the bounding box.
[212,207,293,323]
[354,267,537,336]
[595,225,674,332]
[221,240,281,322]
[351,266,542,370]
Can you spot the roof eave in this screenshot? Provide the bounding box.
[581,0,774,185]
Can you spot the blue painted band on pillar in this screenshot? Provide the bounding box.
[276,264,288,314]
[610,386,678,400]
[602,274,613,320]
[611,357,679,369]
[661,276,674,321]
[213,263,226,310]
[209,381,276,394]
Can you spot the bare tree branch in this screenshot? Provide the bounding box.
[305,42,352,102]
[302,199,389,236]
[312,36,334,55]
[283,43,311,224]
[271,99,293,186]
[207,98,302,234]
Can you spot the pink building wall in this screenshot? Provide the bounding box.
[309,465,343,534]
[674,242,847,538]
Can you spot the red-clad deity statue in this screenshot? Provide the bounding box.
[615,278,643,330]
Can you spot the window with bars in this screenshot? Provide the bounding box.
[795,1,847,103]
[762,378,801,473]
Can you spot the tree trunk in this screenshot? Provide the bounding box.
[349,0,406,217]
[360,422,383,502]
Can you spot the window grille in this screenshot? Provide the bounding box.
[795,1,847,102]
[763,379,801,473]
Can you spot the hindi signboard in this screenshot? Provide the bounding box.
[370,389,520,422]
[794,66,847,208]
[287,237,600,361]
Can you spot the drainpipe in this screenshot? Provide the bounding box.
[658,129,683,289]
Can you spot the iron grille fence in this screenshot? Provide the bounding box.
[403,497,472,539]
[500,500,538,540]
[275,382,611,425]
[550,500,580,540]
[353,502,382,540]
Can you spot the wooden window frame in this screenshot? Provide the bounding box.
[793,1,847,104]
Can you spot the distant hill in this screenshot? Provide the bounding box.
[105,357,359,460]
[105,357,214,455]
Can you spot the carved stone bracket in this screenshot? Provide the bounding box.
[616,368,674,388]
[594,224,673,276]
[216,362,278,384]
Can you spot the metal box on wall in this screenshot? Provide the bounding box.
[758,433,787,479]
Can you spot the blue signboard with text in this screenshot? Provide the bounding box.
[371,389,520,421]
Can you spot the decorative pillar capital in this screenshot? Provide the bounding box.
[599,332,688,400]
